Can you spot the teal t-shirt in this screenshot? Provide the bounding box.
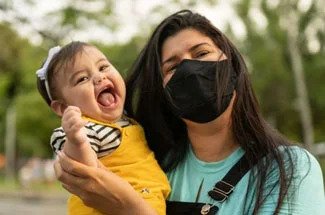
[167,146,325,214]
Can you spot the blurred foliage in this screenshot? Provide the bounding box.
[96,36,147,78]
[232,0,324,143]
[0,0,324,166]
[0,23,27,153]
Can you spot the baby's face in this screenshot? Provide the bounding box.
[55,46,126,123]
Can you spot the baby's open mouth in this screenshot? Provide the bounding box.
[97,87,116,107]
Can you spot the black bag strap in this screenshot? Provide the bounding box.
[167,154,255,214]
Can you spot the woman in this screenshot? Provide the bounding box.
[55,10,325,214]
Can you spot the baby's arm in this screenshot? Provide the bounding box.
[61,106,97,167]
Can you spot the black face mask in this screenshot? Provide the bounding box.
[164,59,237,123]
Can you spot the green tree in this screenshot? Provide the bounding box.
[233,0,324,147]
[0,23,26,179]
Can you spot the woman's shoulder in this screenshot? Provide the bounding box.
[280,145,320,170]
[260,145,323,187]
[279,146,325,213]
[258,145,325,214]
[273,145,324,186]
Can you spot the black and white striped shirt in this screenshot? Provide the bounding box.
[50,118,131,158]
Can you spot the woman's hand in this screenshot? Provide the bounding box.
[54,152,157,215]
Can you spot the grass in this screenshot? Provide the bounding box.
[0,175,65,194]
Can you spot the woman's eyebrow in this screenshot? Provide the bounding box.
[188,42,211,51]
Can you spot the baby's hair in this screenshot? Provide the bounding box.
[36,41,92,106]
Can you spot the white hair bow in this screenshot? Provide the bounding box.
[36,46,61,101]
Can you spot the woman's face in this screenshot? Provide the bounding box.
[161,28,226,86]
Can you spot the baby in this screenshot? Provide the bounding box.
[36,41,170,215]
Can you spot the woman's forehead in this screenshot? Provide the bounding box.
[161,29,217,61]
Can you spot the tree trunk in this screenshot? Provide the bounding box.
[286,9,314,150]
[5,103,16,182]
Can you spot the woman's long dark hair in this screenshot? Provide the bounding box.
[125,10,300,214]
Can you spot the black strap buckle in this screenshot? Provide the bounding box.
[166,201,218,215]
[208,180,234,202]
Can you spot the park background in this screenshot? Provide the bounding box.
[0,0,324,213]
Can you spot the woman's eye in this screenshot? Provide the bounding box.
[166,66,176,75]
[169,66,176,73]
[196,51,209,58]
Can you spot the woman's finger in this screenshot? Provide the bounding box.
[62,183,102,209]
[54,156,89,187]
[62,183,84,197]
[53,157,63,179]
[58,151,95,177]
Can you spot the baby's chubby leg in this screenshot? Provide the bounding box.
[62,106,97,167]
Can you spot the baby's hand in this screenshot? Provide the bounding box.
[62,106,88,145]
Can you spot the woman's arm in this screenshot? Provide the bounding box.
[54,151,158,215]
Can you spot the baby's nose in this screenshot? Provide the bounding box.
[93,73,107,85]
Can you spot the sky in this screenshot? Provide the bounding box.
[1,0,317,49]
[0,0,248,45]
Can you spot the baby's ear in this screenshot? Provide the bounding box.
[50,100,67,117]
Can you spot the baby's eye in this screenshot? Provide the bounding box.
[99,64,110,72]
[76,76,88,84]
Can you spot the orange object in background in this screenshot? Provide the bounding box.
[0,154,5,169]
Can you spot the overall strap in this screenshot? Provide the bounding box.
[167,154,255,215]
[208,154,252,202]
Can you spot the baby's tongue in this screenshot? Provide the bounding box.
[98,92,115,106]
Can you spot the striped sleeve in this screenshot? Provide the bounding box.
[49,125,101,154]
[50,122,124,158]
[85,122,122,157]
[50,127,66,154]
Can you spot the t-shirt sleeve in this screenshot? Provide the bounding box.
[50,127,66,154]
[257,147,325,215]
[84,124,101,154]
[86,123,122,157]
[50,125,100,154]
